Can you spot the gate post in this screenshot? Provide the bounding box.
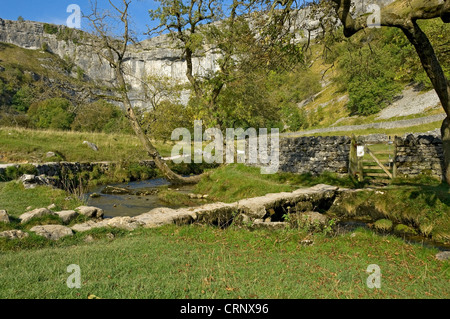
[349,134,364,181]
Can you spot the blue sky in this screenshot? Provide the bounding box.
[0,0,161,39]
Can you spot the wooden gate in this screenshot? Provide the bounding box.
[349,135,395,184]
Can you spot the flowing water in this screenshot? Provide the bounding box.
[84,178,194,218]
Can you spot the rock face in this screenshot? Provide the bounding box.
[30,225,73,240]
[19,208,55,224]
[0,210,10,223]
[0,230,29,239]
[0,1,396,108]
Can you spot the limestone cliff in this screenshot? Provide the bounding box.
[0,0,394,108]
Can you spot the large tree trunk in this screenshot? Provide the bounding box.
[115,65,202,185]
[400,21,450,183]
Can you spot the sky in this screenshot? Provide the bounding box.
[0,0,161,40]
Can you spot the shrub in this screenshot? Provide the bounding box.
[43,24,58,35]
[28,98,75,130]
[71,100,131,133]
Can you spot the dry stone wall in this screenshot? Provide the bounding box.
[277,136,351,175]
[394,134,444,181]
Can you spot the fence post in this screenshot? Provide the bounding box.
[393,135,398,179]
[349,134,363,181]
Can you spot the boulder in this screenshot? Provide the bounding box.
[18,174,52,189]
[435,251,450,261]
[374,219,393,232]
[101,186,131,195]
[0,210,10,224]
[0,230,29,240]
[106,217,144,231]
[55,210,78,224]
[301,211,328,226]
[83,141,99,152]
[71,220,109,232]
[75,206,104,219]
[394,224,417,236]
[252,220,289,230]
[134,207,197,228]
[30,225,73,240]
[19,208,55,224]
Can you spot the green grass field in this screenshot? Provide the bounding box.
[0,224,448,299]
[0,127,175,163]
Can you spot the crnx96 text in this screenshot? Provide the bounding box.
[224,304,269,314]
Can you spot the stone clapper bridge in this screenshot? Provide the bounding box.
[72,184,338,234]
[4,184,340,240]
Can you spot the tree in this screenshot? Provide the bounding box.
[148,0,256,130]
[271,0,450,182]
[327,0,450,182]
[27,98,74,130]
[84,0,201,184]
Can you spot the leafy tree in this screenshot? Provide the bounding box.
[71,100,131,133]
[272,0,450,182]
[12,86,34,112]
[84,0,201,185]
[28,98,74,130]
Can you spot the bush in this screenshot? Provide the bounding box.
[71,100,131,134]
[0,164,38,181]
[43,24,58,35]
[12,86,34,112]
[28,98,75,130]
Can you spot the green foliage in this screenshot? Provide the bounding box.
[43,23,58,35]
[27,98,75,130]
[17,16,25,22]
[0,164,37,182]
[71,100,131,133]
[141,100,191,142]
[338,45,402,115]
[12,86,33,112]
[334,19,450,116]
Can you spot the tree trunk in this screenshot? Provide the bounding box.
[441,117,450,183]
[401,21,450,183]
[115,65,202,185]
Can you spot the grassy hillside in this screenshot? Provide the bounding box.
[0,127,175,163]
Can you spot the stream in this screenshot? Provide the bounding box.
[83,179,448,251]
[84,178,194,218]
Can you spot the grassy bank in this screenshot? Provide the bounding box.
[0,127,175,163]
[0,182,84,219]
[194,164,450,243]
[194,164,358,203]
[0,224,448,299]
